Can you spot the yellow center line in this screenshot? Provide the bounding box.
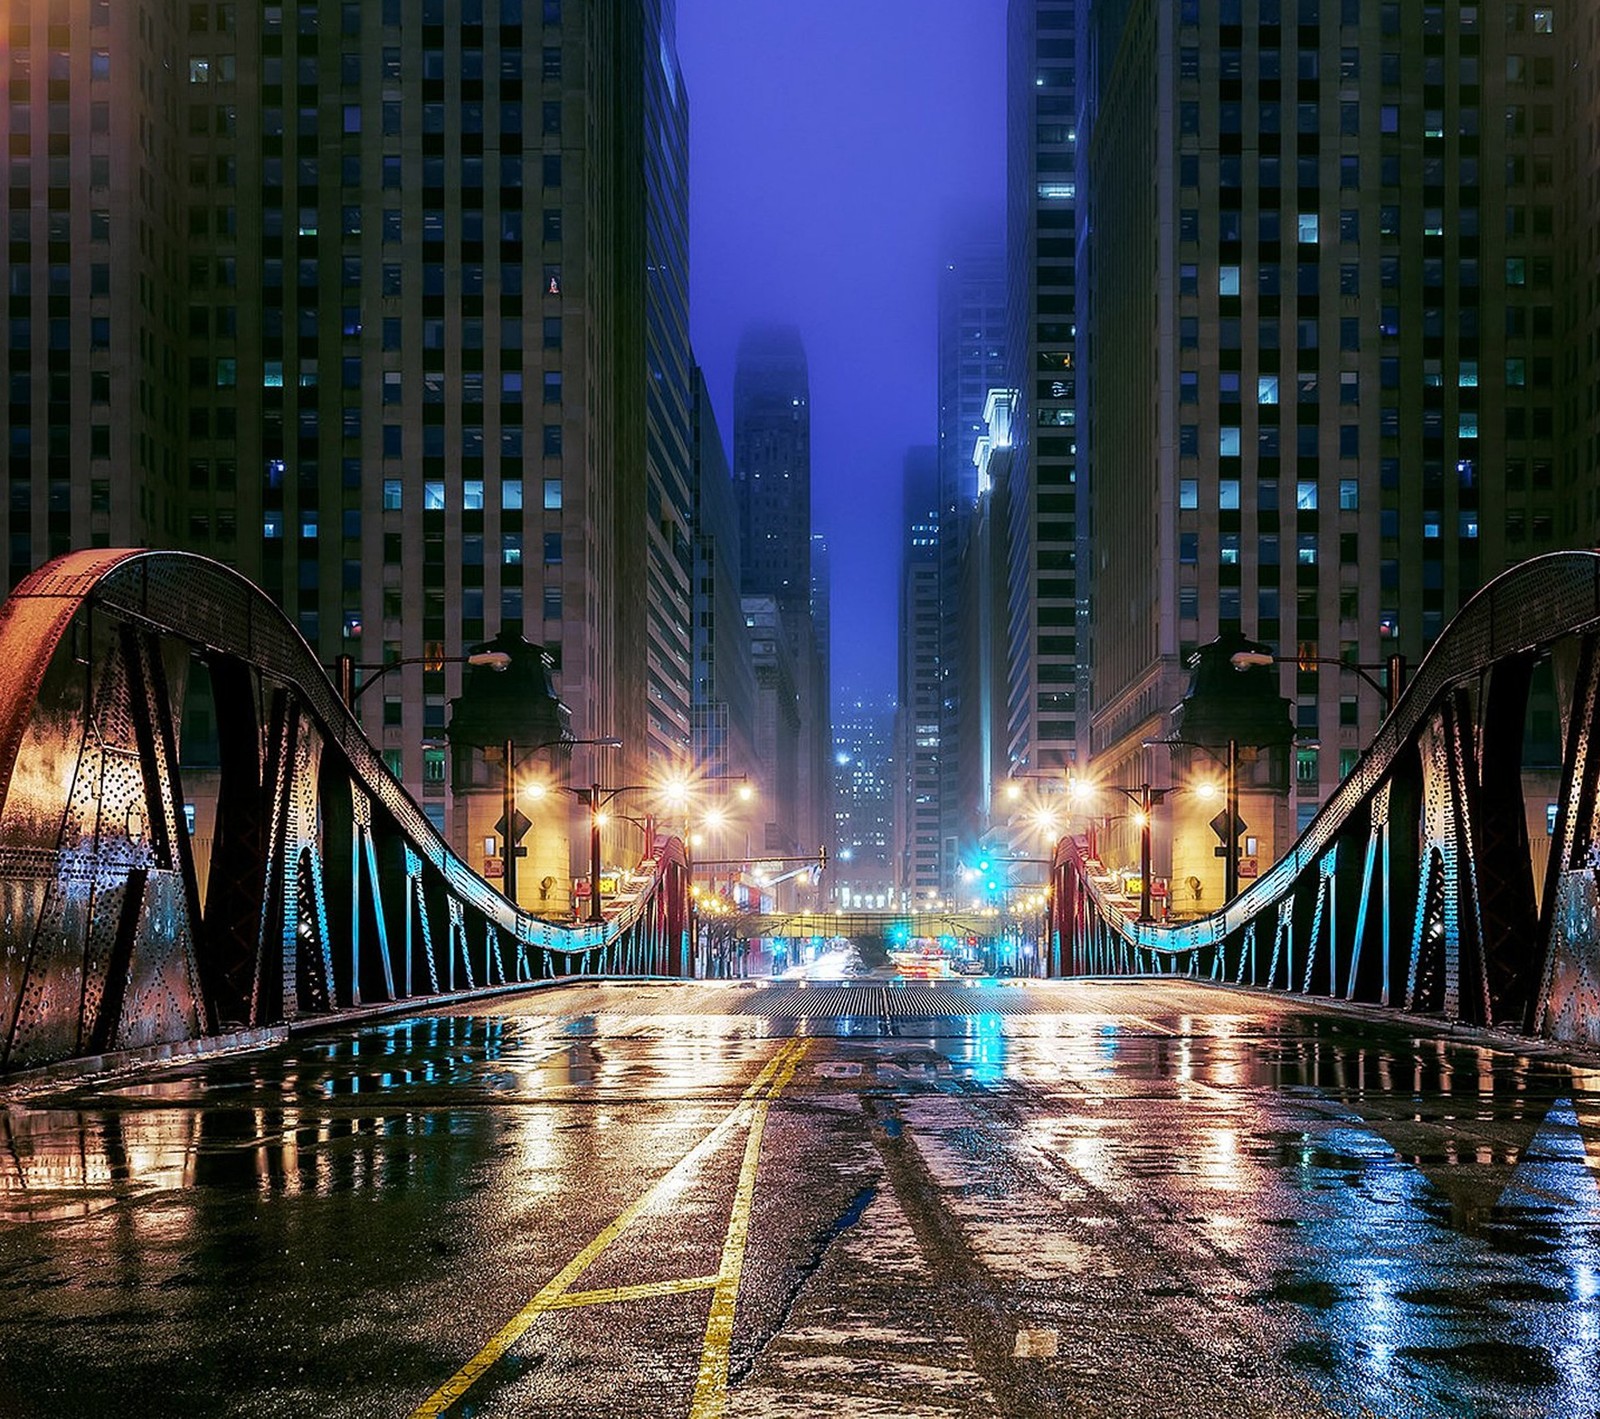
[543,1274,722,1311]
[688,1038,810,1419]
[409,1037,805,1419]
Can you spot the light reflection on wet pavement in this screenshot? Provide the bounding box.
[0,978,1595,1417]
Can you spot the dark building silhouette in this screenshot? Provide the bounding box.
[732,324,812,610]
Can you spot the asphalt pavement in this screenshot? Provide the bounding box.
[1,977,1596,1418]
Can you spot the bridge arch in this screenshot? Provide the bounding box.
[1050,551,1600,1045]
[0,550,691,1072]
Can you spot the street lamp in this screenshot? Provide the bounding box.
[1146,736,1242,905]
[502,735,621,908]
[1105,783,1169,924]
[1230,648,1406,714]
[334,649,511,708]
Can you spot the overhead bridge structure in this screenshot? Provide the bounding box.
[1049,551,1600,1046]
[0,550,691,1074]
[730,910,1018,943]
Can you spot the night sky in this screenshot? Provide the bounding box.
[675,1,1006,708]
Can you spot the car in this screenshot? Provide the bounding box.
[957,959,987,977]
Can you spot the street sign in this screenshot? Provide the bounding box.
[494,808,532,842]
[573,879,591,898]
[484,856,503,879]
[1209,808,1248,843]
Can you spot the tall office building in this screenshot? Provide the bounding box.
[641,0,694,771]
[831,693,895,909]
[690,367,757,788]
[0,0,691,844]
[1004,0,1084,779]
[956,390,1018,863]
[808,529,833,860]
[732,324,811,609]
[1083,0,1567,841]
[936,221,1008,888]
[895,447,941,903]
[732,323,828,879]
[1565,4,1600,544]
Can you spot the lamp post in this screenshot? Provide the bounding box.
[333,649,512,709]
[535,773,753,926]
[501,735,620,908]
[1146,735,1242,904]
[1106,783,1168,924]
[1230,648,1406,715]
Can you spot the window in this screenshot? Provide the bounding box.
[1338,480,1358,511]
[1297,213,1319,243]
[1219,480,1240,510]
[543,478,562,509]
[1258,376,1279,405]
[1296,482,1318,510]
[1179,479,1199,509]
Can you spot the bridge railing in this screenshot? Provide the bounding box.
[0,550,692,1073]
[1049,552,1600,1047]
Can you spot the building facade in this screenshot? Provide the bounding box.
[936,221,1008,890]
[1084,0,1568,867]
[640,0,694,772]
[690,367,757,789]
[732,323,811,610]
[895,447,942,904]
[0,0,689,867]
[1004,0,1085,780]
[831,694,895,910]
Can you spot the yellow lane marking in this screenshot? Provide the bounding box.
[688,1038,809,1419]
[544,1275,721,1311]
[409,1037,807,1418]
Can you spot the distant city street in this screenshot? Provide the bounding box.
[3,980,1596,1418]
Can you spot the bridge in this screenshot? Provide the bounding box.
[0,549,689,1074]
[3,547,1600,1069]
[3,549,1599,1415]
[1046,550,1600,1048]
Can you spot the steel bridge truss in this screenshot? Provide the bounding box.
[0,550,692,1073]
[1050,552,1600,1046]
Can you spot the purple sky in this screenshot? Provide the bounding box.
[675,1,1006,707]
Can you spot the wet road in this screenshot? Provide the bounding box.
[1,978,1598,1418]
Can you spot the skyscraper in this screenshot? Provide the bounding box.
[641,0,695,772]
[895,447,941,904]
[1082,0,1568,843]
[0,0,690,850]
[1004,0,1084,777]
[831,694,895,909]
[690,368,757,789]
[732,324,811,609]
[936,220,1008,888]
[732,323,827,879]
